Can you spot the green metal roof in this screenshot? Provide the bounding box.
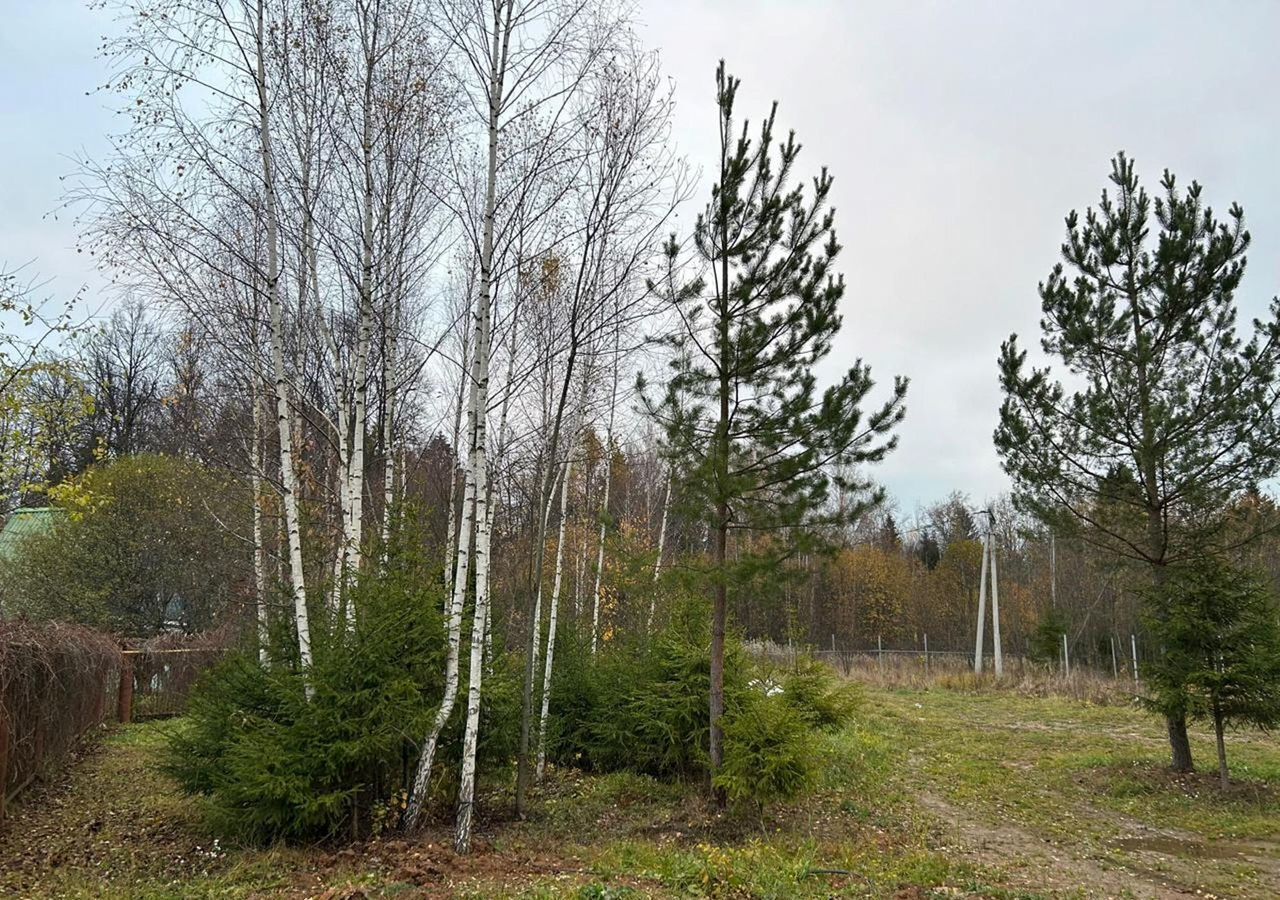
[0,507,64,562]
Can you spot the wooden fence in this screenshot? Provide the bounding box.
[118,639,228,722]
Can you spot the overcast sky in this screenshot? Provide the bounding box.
[4,0,1280,516]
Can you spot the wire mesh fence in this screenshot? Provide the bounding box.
[750,633,1145,682]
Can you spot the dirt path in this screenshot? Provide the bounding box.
[903,745,1280,899]
[916,790,1197,899]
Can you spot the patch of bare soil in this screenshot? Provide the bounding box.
[916,791,1197,899]
[276,833,659,899]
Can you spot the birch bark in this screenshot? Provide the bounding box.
[255,0,311,673]
[590,348,620,653]
[536,377,590,779]
[409,0,506,832]
[251,378,268,665]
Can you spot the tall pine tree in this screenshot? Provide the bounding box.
[996,154,1280,772]
[644,61,907,801]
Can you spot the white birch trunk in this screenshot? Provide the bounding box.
[536,444,576,780]
[453,368,493,854]
[405,354,479,828]
[452,2,510,850]
[443,318,472,607]
[381,288,401,554]
[648,467,672,630]
[590,352,619,654]
[251,380,268,665]
[411,0,505,830]
[255,1,311,674]
[526,458,562,708]
[574,543,586,618]
[331,392,351,607]
[345,63,378,601]
[448,317,491,850]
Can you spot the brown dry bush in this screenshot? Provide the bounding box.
[0,622,122,811]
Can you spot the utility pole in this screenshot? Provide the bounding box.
[974,531,989,674]
[973,507,1003,676]
[991,537,1003,676]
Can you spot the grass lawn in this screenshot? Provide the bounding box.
[1,682,1276,898]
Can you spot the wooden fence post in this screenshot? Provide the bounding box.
[117,652,135,724]
[0,708,10,822]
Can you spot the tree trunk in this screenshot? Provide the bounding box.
[1213,705,1228,788]
[648,466,672,630]
[517,350,581,815]
[344,51,378,611]
[417,0,506,831]
[405,338,481,829]
[381,289,401,554]
[443,318,472,607]
[1168,714,1194,774]
[251,379,268,665]
[454,438,492,853]
[710,514,727,807]
[255,0,311,675]
[591,348,619,653]
[590,456,612,654]
[536,448,576,780]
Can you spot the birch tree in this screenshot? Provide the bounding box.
[76,0,321,670]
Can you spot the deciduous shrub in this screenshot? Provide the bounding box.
[0,622,120,809]
[0,454,249,635]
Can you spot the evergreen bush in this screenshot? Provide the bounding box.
[778,655,862,731]
[715,692,814,809]
[167,533,519,843]
[548,596,855,806]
